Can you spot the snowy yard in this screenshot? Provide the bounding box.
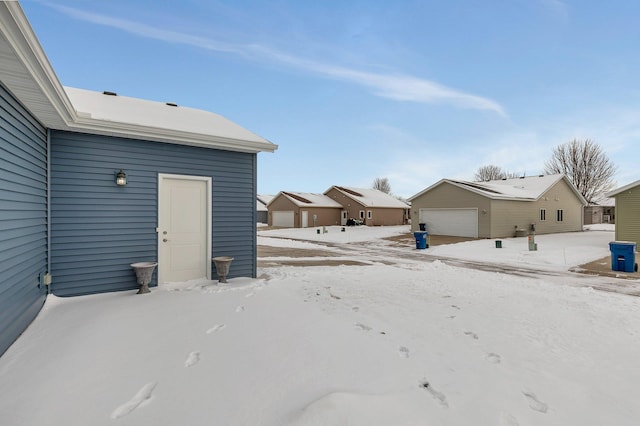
[2,225,640,425]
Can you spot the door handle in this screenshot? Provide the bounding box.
[163,238,169,242]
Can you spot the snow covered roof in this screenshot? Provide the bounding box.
[326,186,410,208]
[606,179,640,197]
[0,3,277,154]
[588,193,615,207]
[257,194,275,206]
[270,192,344,208]
[64,88,275,152]
[409,174,587,204]
[257,194,274,211]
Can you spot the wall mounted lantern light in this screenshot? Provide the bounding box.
[115,169,127,186]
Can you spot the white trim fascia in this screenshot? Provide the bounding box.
[68,118,278,153]
[606,179,640,197]
[265,191,284,208]
[407,179,447,202]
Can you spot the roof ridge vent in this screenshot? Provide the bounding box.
[166,102,178,107]
[102,91,117,96]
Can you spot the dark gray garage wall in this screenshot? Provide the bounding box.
[0,83,48,356]
[50,130,257,296]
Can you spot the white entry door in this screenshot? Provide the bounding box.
[341,211,348,226]
[158,174,211,283]
[301,211,308,228]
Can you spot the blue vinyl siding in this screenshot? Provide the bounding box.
[50,131,257,296]
[0,83,48,356]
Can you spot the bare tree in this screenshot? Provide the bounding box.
[544,139,617,203]
[504,170,522,179]
[474,165,506,181]
[475,165,523,181]
[372,177,391,194]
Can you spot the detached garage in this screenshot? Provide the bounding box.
[408,174,586,238]
[418,208,478,238]
[267,191,343,228]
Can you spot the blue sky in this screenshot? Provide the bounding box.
[21,0,640,198]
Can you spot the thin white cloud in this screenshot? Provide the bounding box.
[47,3,506,116]
[540,0,569,17]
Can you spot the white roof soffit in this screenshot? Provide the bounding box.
[0,2,75,128]
[0,3,277,154]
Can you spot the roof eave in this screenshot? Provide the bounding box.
[0,2,77,127]
[65,118,278,153]
[606,179,640,197]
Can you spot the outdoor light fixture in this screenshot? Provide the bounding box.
[115,169,127,186]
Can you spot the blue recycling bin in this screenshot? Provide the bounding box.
[609,241,637,272]
[414,231,428,249]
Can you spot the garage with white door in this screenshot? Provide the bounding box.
[418,208,478,238]
[272,210,294,228]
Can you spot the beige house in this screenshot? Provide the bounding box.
[606,180,640,246]
[584,195,615,225]
[324,186,410,226]
[267,192,343,228]
[407,174,586,238]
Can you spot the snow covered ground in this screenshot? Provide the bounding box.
[2,224,640,426]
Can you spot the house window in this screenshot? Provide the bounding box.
[367,210,372,219]
[359,210,365,219]
[556,209,564,222]
[540,209,546,221]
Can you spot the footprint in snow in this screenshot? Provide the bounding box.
[235,305,245,313]
[486,352,502,364]
[398,346,410,358]
[184,351,200,367]
[245,292,255,298]
[499,411,520,425]
[354,323,372,331]
[464,331,479,340]
[110,381,157,419]
[206,324,226,334]
[451,305,461,310]
[522,390,548,413]
[420,380,448,408]
[352,306,360,312]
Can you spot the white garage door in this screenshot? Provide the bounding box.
[418,208,478,238]
[272,211,294,227]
